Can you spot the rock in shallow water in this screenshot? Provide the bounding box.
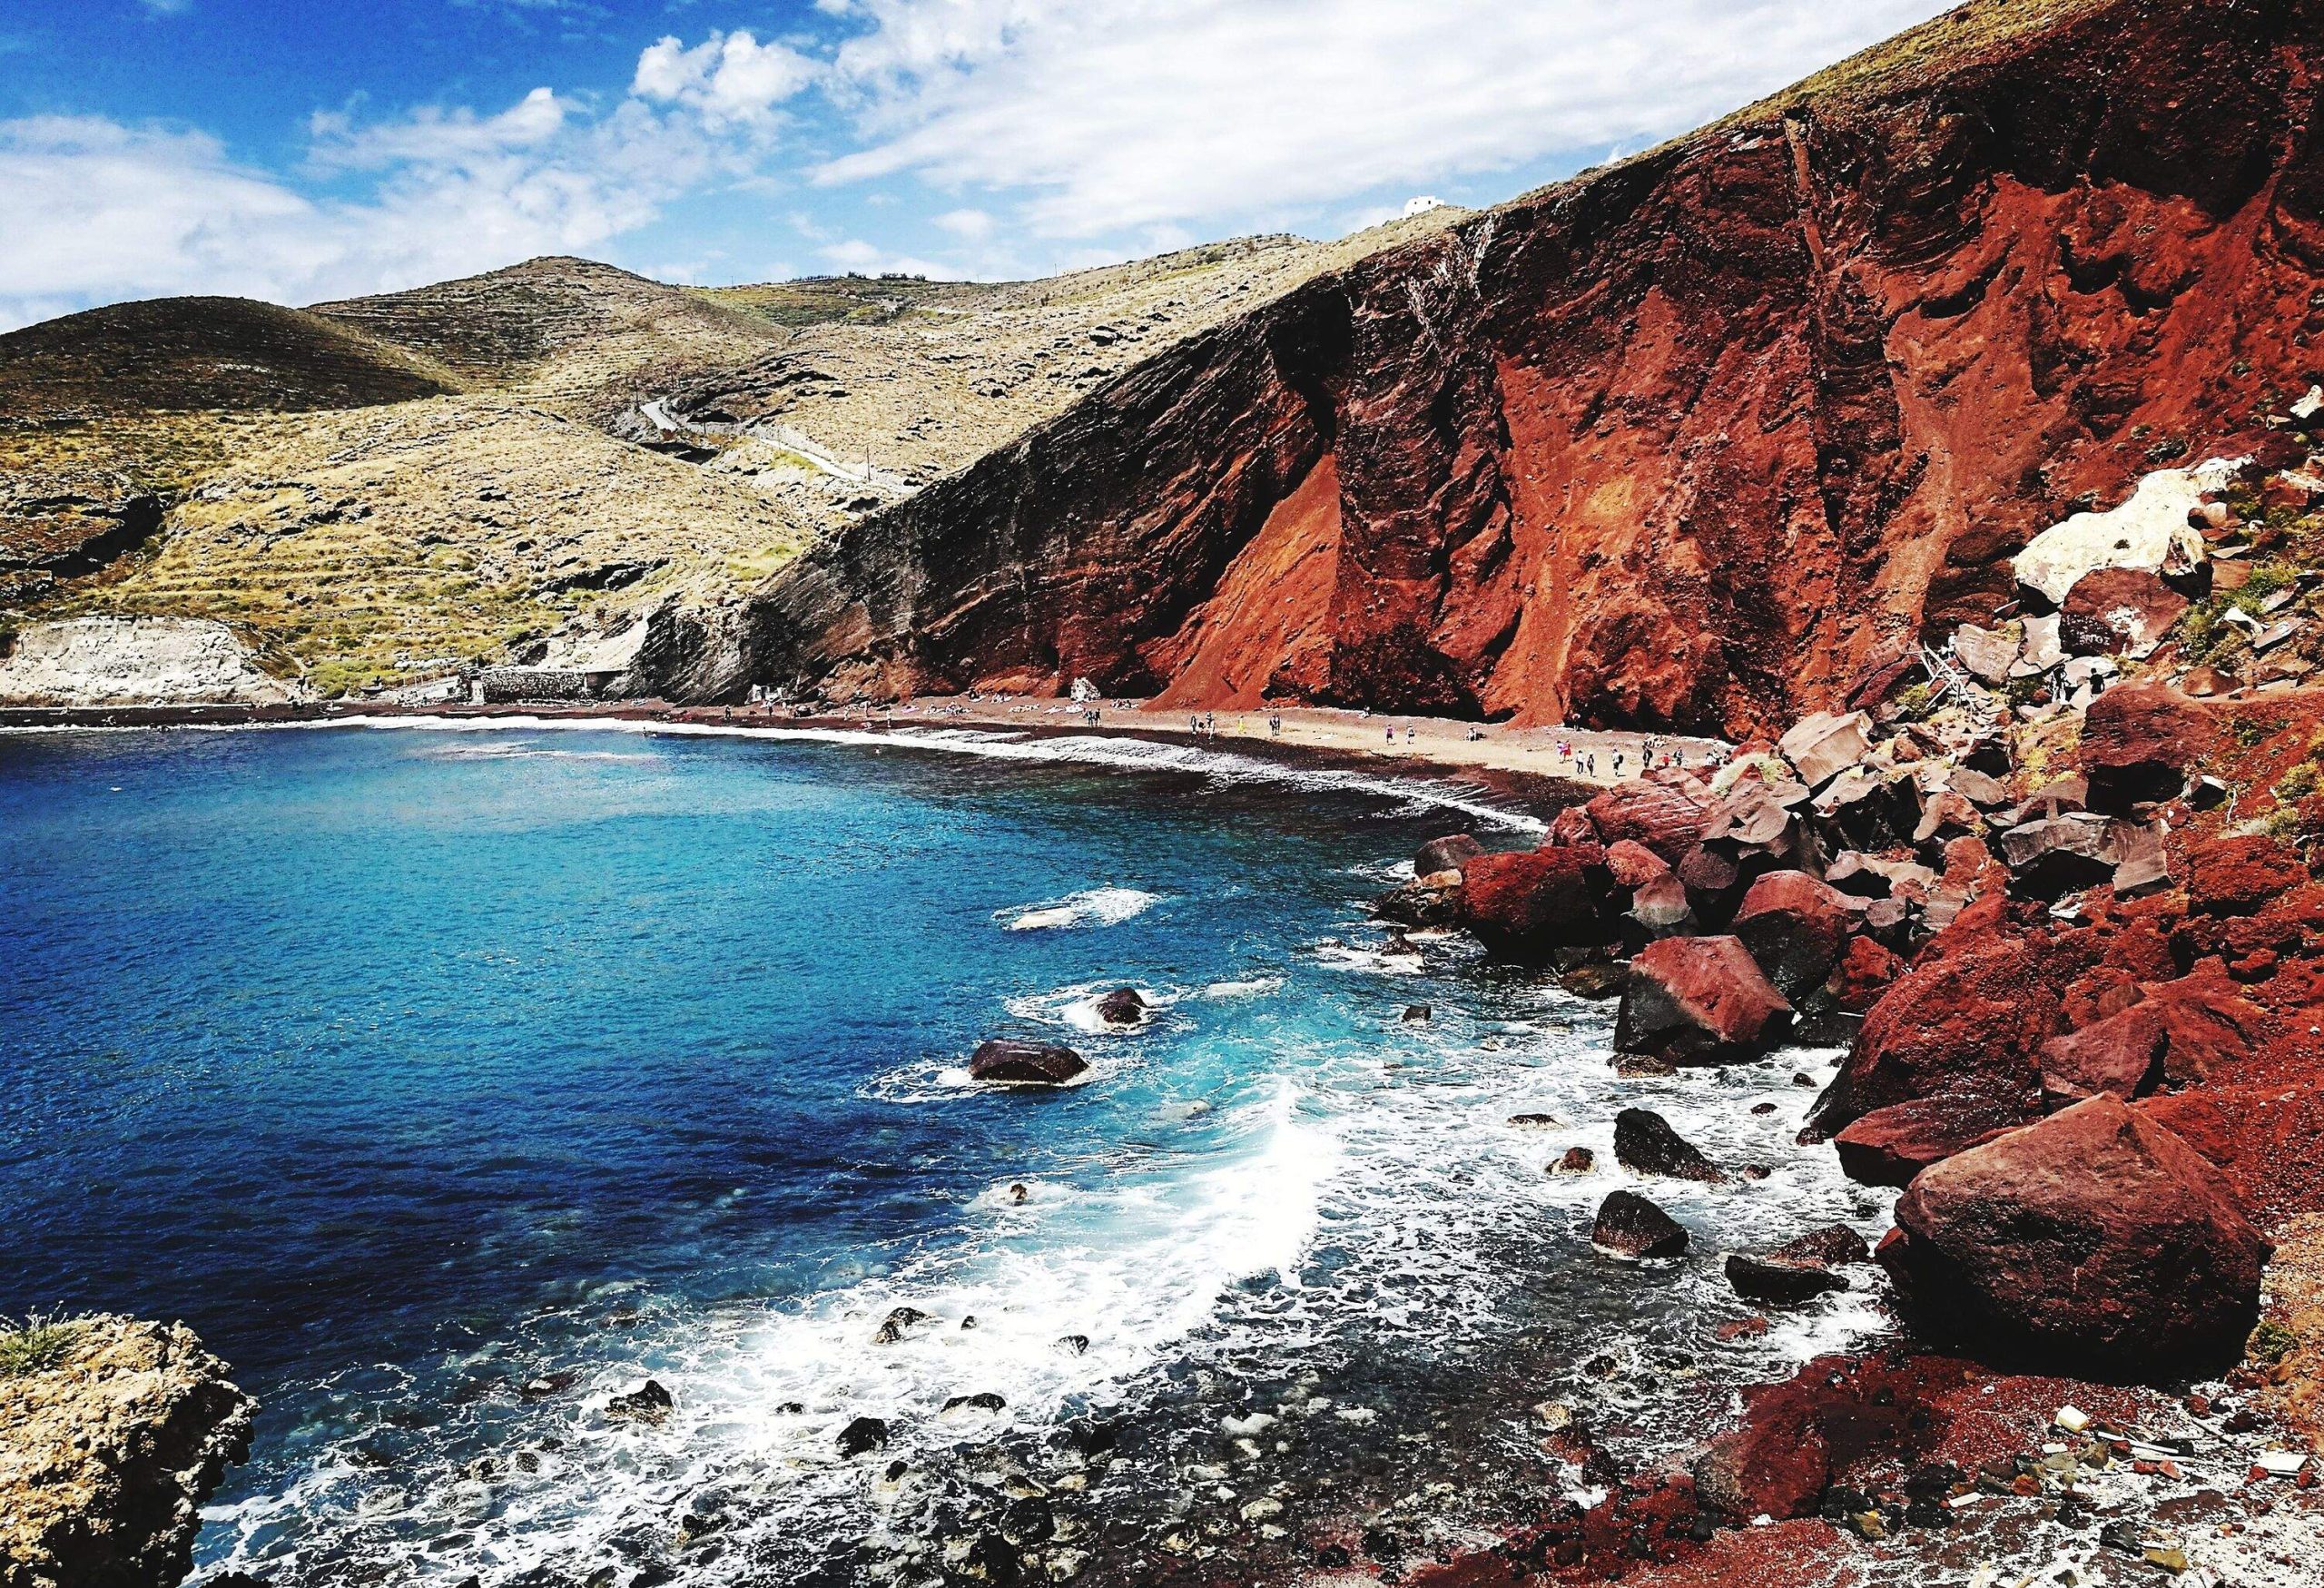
[1092,987,1147,1026]
[1612,1108,1726,1183]
[1592,1190,1689,1259]
[969,1040,1088,1086]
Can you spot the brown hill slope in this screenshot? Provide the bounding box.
[310,255,779,408]
[745,0,2322,735]
[0,296,458,420]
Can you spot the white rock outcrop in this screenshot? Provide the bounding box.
[0,617,306,706]
[2011,458,2240,607]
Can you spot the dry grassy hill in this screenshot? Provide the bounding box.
[0,210,1467,699]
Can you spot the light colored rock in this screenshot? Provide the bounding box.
[0,617,307,706]
[0,1316,255,1588]
[1777,709,1873,790]
[2012,459,2240,606]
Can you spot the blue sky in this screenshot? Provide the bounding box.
[0,0,1952,329]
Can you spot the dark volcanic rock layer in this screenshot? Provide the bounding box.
[749,0,2324,735]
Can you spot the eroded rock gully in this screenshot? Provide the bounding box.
[749,0,2324,736]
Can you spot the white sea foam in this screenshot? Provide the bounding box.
[996,886,1159,932]
[1003,981,1176,1034]
[204,1081,1340,1585]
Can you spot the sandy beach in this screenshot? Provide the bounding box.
[774,695,1733,788]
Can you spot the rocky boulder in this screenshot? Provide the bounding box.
[1414,833,1484,878]
[2080,683,2212,811]
[1832,1091,2033,1187]
[1591,1191,1689,1260]
[2038,1003,2168,1111]
[1584,774,1715,865]
[1777,710,1873,791]
[969,1040,1089,1086]
[1455,843,1616,957]
[1614,935,1793,1064]
[0,1317,256,1588]
[1879,1096,2270,1380]
[1807,906,2061,1148]
[1730,871,1856,1002]
[1612,1108,1727,1183]
[1374,870,1462,926]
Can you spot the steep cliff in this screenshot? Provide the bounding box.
[750,0,2324,735]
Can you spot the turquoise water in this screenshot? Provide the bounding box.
[0,722,1883,1585]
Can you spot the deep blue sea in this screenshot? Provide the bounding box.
[0,721,1887,1586]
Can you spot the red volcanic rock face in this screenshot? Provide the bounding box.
[1615,935,1794,1064]
[747,1,2324,735]
[1879,1095,2270,1380]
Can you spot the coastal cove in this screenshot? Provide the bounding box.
[2,723,1882,1587]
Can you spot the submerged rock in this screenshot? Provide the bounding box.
[1092,988,1147,1027]
[605,1378,675,1424]
[0,1316,255,1588]
[1724,1253,1848,1305]
[1612,1108,1727,1183]
[1592,1191,1689,1260]
[836,1415,890,1457]
[969,1040,1088,1086]
[1879,1095,2270,1379]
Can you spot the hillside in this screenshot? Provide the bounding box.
[746,0,2319,734]
[0,295,460,421]
[661,214,1470,493]
[2,212,1464,698]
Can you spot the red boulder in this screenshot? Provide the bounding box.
[1585,773,1715,865]
[2038,1003,2167,1111]
[1731,870,1856,1002]
[1614,935,1794,1064]
[1805,908,2061,1144]
[1832,1091,2030,1187]
[1457,843,1617,957]
[2079,684,2213,812]
[1879,1096,2270,1380]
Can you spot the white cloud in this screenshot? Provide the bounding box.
[820,238,956,277]
[308,86,569,171]
[0,93,727,329]
[816,0,1953,235]
[632,30,817,127]
[931,206,992,240]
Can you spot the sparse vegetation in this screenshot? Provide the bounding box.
[0,1312,86,1378]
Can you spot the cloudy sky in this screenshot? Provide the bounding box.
[0,0,1954,330]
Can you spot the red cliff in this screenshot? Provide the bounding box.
[749,0,2324,735]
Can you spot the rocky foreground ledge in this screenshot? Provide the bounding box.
[0,1317,254,1588]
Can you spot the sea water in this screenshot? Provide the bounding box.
[0,723,1891,1585]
